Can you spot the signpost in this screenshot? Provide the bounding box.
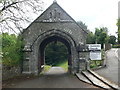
[87,44,101,60]
[90,51,101,60]
[87,44,101,51]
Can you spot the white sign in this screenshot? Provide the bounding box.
[90,51,101,60]
[87,44,101,51]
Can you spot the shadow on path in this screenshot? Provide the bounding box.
[3,67,99,88]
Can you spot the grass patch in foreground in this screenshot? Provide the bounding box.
[55,60,68,71]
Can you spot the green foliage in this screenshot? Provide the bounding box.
[101,49,105,59]
[112,44,120,48]
[2,33,23,66]
[90,60,102,69]
[99,32,107,43]
[55,61,68,71]
[117,18,120,44]
[86,31,95,44]
[90,49,104,69]
[77,21,88,30]
[77,21,114,47]
[44,65,51,72]
[108,35,116,45]
[95,27,108,43]
[86,27,110,48]
[45,41,68,66]
[94,27,108,48]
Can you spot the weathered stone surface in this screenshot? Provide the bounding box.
[2,66,21,80]
[22,2,88,75]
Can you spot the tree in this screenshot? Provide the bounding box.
[116,18,120,44]
[86,31,95,44]
[0,0,44,34]
[2,33,23,66]
[45,41,68,66]
[95,27,108,48]
[77,21,88,30]
[108,35,116,45]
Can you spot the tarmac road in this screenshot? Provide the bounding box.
[95,48,119,85]
[3,67,99,88]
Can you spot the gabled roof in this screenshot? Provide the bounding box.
[23,1,88,34]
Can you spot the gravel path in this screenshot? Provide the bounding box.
[3,67,99,88]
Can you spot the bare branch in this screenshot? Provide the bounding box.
[0,0,44,34]
[1,2,19,12]
[4,21,17,34]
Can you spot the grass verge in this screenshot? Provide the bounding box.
[44,65,52,72]
[55,60,68,71]
[90,49,104,69]
[39,65,51,75]
[90,60,102,68]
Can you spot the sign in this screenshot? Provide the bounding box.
[87,44,101,60]
[90,51,101,60]
[87,44,101,51]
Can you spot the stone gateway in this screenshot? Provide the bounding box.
[22,1,89,75]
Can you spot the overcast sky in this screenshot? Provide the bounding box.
[43,0,119,36]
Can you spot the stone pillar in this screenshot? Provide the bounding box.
[79,58,86,72]
[77,44,90,72]
[22,45,32,74]
[73,59,79,73]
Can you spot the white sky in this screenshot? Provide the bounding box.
[43,0,119,36]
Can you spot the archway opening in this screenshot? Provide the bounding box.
[38,36,72,74]
[45,41,68,71]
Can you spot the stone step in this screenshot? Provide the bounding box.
[75,73,92,84]
[88,70,119,90]
[81,71,111,89]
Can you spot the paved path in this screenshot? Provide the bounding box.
[3,67,98,88]
[44,67,66,75]
[95,48,119,85]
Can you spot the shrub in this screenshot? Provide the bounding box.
[1,33,23,67]
[112,44,120,48]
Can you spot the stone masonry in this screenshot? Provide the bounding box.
[22,1,89,75]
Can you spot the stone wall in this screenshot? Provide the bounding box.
[22,2,88,75]
[2,65,21,80]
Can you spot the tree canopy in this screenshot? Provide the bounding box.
[77,21,88,31]
[86,27,116,48]
[95,27,108,44]
[45,41,68,66]
[1,33,23,66]
[108,36,116,45]
[86,31,95,44]
[117,18,120,44]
